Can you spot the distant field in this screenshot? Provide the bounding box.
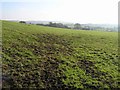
[2,21,119,89]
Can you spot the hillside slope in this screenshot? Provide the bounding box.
[2,21,119,89]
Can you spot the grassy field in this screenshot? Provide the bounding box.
[2,21,119,89]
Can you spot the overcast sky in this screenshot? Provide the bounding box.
[0,0,119,24]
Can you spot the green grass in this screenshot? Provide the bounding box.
[2,21,119,89]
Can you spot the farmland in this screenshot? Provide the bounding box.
[2,21,119,89]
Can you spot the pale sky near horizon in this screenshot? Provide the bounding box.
[0,0,119,24]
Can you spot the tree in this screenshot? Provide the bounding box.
[74,23,82,30]
[19,21,26,24]
[49,22,53,26]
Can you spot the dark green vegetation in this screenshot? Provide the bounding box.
[2,21,119,89]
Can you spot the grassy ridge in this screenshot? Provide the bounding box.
[2,21,119,89]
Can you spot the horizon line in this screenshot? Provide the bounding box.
[1,19,118,25]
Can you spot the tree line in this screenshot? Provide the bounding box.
[19,21,117,31]
[36,22,71,29]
